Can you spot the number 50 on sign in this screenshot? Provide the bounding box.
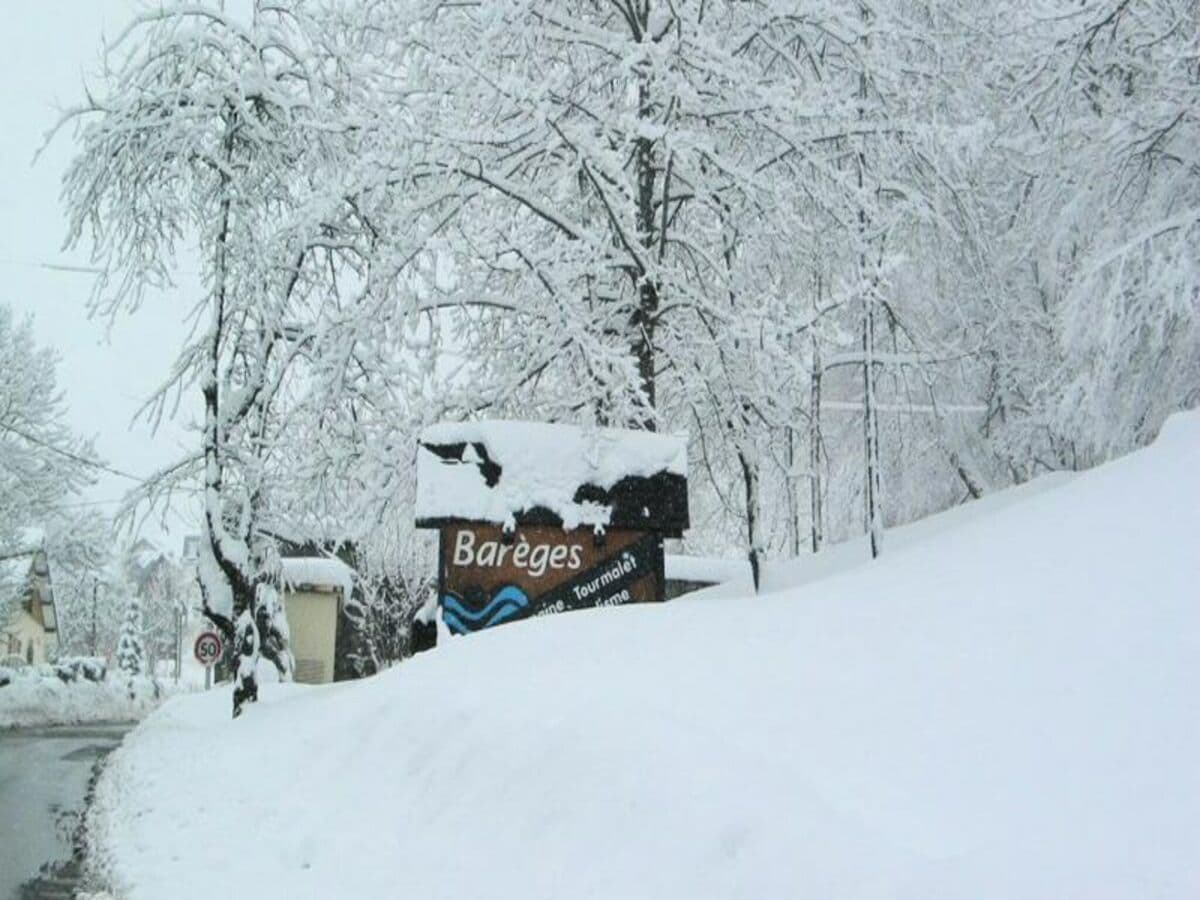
[193,631,224,667]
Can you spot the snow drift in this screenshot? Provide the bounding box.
[0,671,174,729]
[90,413,1200,899]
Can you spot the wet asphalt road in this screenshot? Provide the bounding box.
[0,724,129,899]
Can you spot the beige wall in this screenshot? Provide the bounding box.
[284,589,338,684]
[2,609,56,665]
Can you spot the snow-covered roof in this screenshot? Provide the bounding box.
[0,556,29,598]
[280,556,354,603]
[18,526,44,547]
[416,420,689,533]
[1,549,57,631]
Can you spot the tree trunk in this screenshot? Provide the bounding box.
[785,424,800,557]
[856,24,883,559]
[862,298,883,559]
[231,610,258,718]
[738,448,761,592]
[203,109,263,718]
[632,61,658,426]
[809,335,824,554]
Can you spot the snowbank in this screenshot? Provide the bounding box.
[89,413,1200,899]
[0,671,177,729]
[664,553,752,585]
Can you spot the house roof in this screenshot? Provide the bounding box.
[1,549,57,633]
[416,420,689,535]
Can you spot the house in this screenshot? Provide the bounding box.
[126,538,173,593]
[1,549,60,665]
[180,534,201,566]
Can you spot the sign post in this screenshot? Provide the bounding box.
[193,630,224,690]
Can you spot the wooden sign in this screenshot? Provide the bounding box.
[438,524,663,634]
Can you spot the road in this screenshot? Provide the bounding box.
[0,724,129,899]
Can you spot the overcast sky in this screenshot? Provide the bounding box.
[1,3,199,549]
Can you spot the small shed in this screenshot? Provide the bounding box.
[280,556,353,684]
[416,420,688,636]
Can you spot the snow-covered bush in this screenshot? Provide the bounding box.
[0,666,177,729]
[54,656,107,684]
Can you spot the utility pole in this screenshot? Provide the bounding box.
[91,577,98,657]
[173,600,182,683]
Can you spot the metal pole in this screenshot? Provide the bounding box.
[91,578,98,657]
[174,606,182,683]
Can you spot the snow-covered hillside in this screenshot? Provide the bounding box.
[90,413,1199,900]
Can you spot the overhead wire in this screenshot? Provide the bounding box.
[0,420,143,482]
[0,255,107,275]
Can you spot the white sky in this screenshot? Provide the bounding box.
[1,2,198,549]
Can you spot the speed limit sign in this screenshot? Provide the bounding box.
[193,631,224,667]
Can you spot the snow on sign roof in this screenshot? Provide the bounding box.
[416,420,689,534]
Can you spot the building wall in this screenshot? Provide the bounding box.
[284,589,339,685]
[2,609,55,665]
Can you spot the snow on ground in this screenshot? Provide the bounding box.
[676,469,1077,604]
[664,553,752,586]
[0,671,180,729]
[90,413,1199,899]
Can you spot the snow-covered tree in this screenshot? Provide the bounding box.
[59,3,363,714]
[978,0,1199,471]
[117,540,197,676]
[1,302,101,627]
[339,0,975,565]
[1,305,96,537]
[115,593,147,679]
[42,510,117,657]
[57,0,1198,669]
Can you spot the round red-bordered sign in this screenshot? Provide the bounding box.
[193,631,224,667]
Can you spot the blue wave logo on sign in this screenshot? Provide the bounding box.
[441,585,530,635]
